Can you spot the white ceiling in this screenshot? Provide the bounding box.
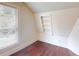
[26,2,79,13]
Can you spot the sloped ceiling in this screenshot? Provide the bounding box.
[26,2,79,13]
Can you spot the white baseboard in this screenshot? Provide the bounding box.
[38,33,67,48]
[68,48,79,55]
[0,40,37,56]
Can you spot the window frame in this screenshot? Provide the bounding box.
[0,3,19,50]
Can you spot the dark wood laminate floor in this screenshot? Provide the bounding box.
[11,41,77,56]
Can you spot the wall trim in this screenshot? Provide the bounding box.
[0,40,37,56]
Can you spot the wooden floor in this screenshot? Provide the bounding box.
[11,41,77,56]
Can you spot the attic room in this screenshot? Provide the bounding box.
[0,2,79,56]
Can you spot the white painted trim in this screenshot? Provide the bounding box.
[0,40,37,56]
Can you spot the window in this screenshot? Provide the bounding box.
[0,4,18,49]
[41,15,52,35]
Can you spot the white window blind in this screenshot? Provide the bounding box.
[0,4,18,49]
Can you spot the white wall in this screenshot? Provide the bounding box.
[0,3,37,55]
[35,8,79,50]
[52,8,79,37]
[68,18,79,55]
